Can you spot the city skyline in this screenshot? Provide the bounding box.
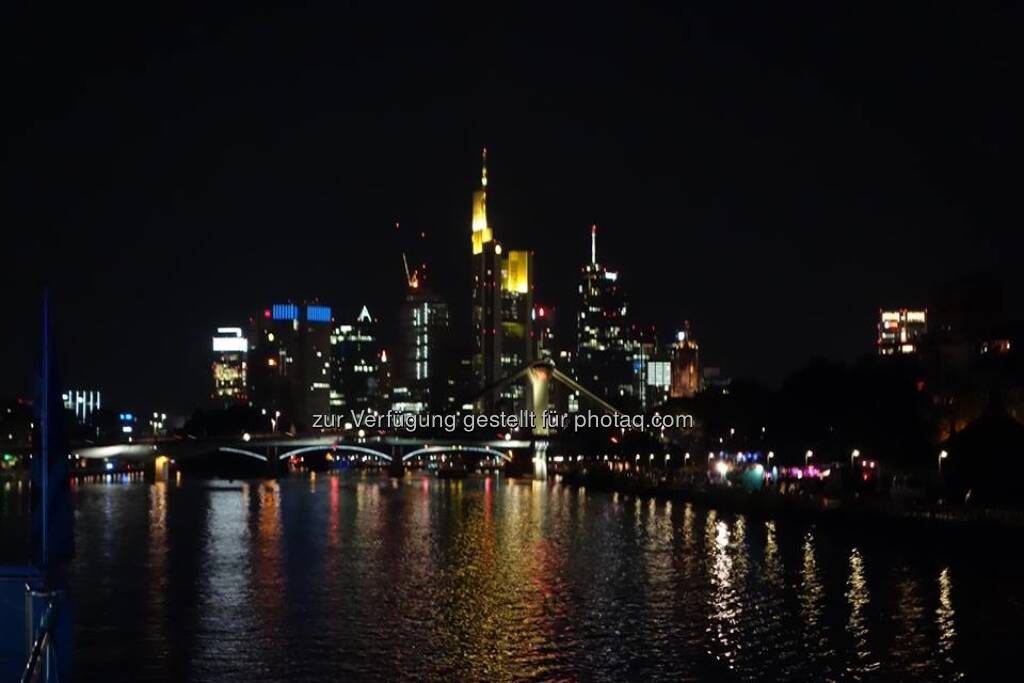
[5,3,1020,414]
[4,143,1018,415]
[4,5,1024,682]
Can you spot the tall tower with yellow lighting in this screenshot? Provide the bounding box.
[470,149,534,411]
[471,148,493,255]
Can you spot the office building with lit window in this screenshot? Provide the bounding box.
[629,325,660,411]
[251,302,332,431]
[399,286,452,414]
[330,305,383,413]
[471,149,501,403]
[211,327,248,406]
[533,304,556,361]
[877,309,927,355]
[646,360,672,407]
[470,149,535,412]
[497,248,534,412]
[575,225,633,407]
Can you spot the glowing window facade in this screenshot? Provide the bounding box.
[878,309,927,355]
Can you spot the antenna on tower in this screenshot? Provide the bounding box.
[591,224,597,266]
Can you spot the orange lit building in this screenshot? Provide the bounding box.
[877,309,927,355]
[669,323,701,398]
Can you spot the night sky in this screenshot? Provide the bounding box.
[4,1,1021,414]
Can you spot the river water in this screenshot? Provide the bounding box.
[3,472,1024,681]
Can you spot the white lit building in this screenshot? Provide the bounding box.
[330,305,383,412]
[645,360,672,408]
[62,389,101,424]
[212,327,249,405]
[400,289,452,413]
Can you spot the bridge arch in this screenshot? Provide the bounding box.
[278,444,393,462]
[402,445,512,463]
[217,446,269,462]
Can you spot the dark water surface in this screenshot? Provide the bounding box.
[5,473,1024,681]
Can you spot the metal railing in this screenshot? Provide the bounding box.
[21,591,57,683]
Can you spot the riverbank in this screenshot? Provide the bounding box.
[553,465,1024,531]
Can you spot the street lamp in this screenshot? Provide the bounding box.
[805,449,813,467]
[939,450,948,474]
[767,451,774,464]
[851,449,860,469]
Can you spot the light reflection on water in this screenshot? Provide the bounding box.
[4,473,1017,680]
[196,483,251,677]
[845,547,878,677]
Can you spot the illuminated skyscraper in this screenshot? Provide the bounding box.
[472,148,502,404]
[669,323,701,398]
[630,324,660,410]
[576,225,632,406]
[400,284,452,413]
[497,248,533,411]
[470,149,534,411]
[211,327,248,406]
[877,309,927,355]
[471,148,493,257]
[330,305,383,412]
[533,304,556,361]
[252,303,332,431]
[646,360,672,406]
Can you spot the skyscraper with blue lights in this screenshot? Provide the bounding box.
[252,302,332,431]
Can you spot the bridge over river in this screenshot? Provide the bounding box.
[68,358,630,478]
[69,433,550,478]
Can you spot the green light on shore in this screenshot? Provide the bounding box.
[2,453,14,462]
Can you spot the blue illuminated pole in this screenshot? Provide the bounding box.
[40,290,49,564]
[33,288,72,567]
[30,289,74,681]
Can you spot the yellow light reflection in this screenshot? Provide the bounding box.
[845,548,877,674]
[706,512,743,672]
[799,531,824,634]
[937,567,957,663]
